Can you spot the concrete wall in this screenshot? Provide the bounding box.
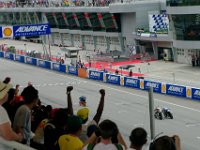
[120,13,136,46]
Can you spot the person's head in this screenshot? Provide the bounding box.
[149,135,176,150]
[129,127,147,149]
[67,115,82,135]
[3,77,11,84]
[53,108,68,128]
[87,124,97,137]
[79,96,86,106]
[98,119,119,140]
[77,108,89,124]
[0,81,12,104]
[21,86,38,108]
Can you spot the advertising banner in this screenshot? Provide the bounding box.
[15,55,25,63]
[78,68,88,78]
[124,77,140,89]
[191,88,200,101]
[26,57,37,66]
[105,74,120,85]
[52,63,60,71]
[5,52,14,60]
[0,26,2,38]
[2,26,13,38]
[89,70,103,81]
[144,80,162,93]
[68,66,78,75]
[60,64,66,73]
[38,60,51,69]
[0,51,4,57]
[13,24,51,37]
[166,84,186,97]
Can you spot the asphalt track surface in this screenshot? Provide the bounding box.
[1,58,200,150]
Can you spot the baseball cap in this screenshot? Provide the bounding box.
[0,81,12,100]
[79,96,86,102]
[77,108,89,121]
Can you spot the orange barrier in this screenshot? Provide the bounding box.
[78,68,88,78]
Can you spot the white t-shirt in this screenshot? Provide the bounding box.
[0,105,12,150]
[83,143,125,150]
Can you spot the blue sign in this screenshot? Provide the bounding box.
[38,60,51,69]
[5,52,14,60]
[166,84,186,97]
[60,64,66,73]
[192,88,200,101]
[15,55,25,63]
[89,70,103,81]
[124,77,140,89]
[144,80,161,93]
[106,74,120,85]
[26,57,37,66]
[0,27,2,38]
[68,66,78,75]
[13,24,51,37]
[0,51,4,57]
[52,63,60,71]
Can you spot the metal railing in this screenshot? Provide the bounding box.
[0,138,36,150]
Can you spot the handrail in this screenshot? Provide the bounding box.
[0,138,36,150]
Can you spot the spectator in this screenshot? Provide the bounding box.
[149,135,181,150]
[66,86,105,142]
[192,54,195,67]
[44,108,68,150]
[83,119,127,150]
[129,69,133,77]
[58,115,83,150]
[13,85,39,145]
[115,69,119,75]
[0,81,23,149]
[31,105,52,150]
[128,127,147,150]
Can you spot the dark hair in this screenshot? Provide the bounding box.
[67,115,82,134]
[21,86,38,104]
[129,127,147,147]
[149,136,176,150]
[3,77,11,84]
[53,108,68,127]
[7,88,15,102]
[99,119,118,139]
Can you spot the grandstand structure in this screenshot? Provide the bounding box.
[0,0,199,65]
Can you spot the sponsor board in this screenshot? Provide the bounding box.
[13,24,51,37]
[2,26,13,38]
[89,70,103,81]
[68,66,78,75]
[166,84,186,97]
[0,51,4,57]
[124,77,140,89]
[52,63,60,71]
[5,52,14,60]
[15,55,25,63]
[26,57,37,66]
[192,88,200,101]
[106,74,120,85]
[144,80,162,93]
[38,60,46,67]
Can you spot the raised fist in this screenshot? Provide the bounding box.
[67,86,73,93]
[99,89,105,96]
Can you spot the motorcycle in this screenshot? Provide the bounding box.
[154,107,163,120]
[162,107,173,119]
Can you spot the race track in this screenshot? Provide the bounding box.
[1,58,200,150]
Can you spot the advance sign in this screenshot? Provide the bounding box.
[13,24,51,37]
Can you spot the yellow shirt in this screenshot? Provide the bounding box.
[59,134,83,150]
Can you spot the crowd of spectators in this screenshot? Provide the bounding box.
[0,76,181,150]
[0,0,113,8]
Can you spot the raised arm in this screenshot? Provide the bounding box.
[93,89,105,124]
[66,86,74,116]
